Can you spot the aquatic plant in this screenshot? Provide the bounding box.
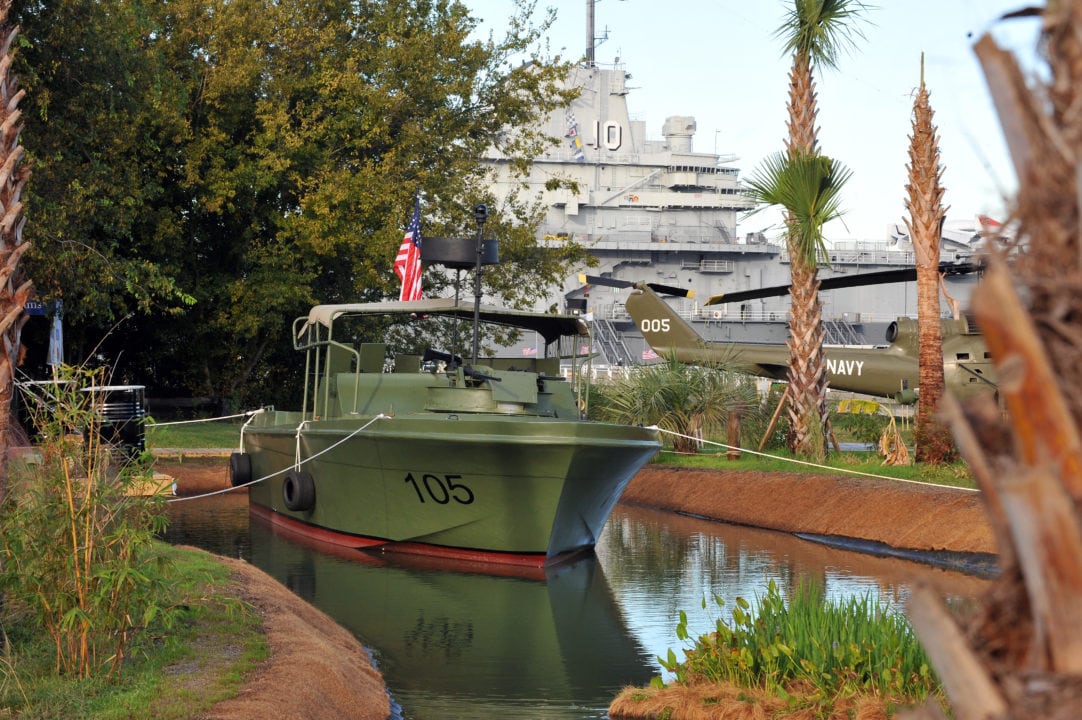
[658,579,941,713]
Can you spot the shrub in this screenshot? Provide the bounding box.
[1,367,180,679]
[589,357,760,453]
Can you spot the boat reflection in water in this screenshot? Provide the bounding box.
[245,512,656,719]
[165,494,989,720]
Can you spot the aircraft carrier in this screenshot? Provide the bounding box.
[482,3,984,367]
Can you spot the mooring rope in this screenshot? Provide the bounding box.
[146,409,264,427]
[165,420,971,503]
[653,428,977,491]
[165,413,389,503]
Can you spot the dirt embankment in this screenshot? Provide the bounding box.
[158,459,996,720]
[623,466,995,556]
[193,553,390,720]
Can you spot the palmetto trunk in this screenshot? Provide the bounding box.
[785,52,829,459]
[785,52,819,155]
[0,0,32,500]
[786,257,828,457]
[904,73,948,462]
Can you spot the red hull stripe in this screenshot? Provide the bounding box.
[248,504,586,573]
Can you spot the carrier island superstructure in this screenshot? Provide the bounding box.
[482,59,983,367]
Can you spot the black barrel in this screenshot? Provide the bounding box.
[81,385,147,457]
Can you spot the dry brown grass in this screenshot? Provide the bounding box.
[194,550,390,720]
[609,680,904,720]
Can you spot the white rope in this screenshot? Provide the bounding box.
[653,428,977,491]
[146,409,264,427]
[166,413,389,503]
[238,408,265,452]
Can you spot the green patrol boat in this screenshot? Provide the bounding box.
[231,297,660,568]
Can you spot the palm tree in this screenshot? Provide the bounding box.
[0,0,31,501]
[745,150,851,460]
[904,59,953,463]
[778,0,867,155]
[773,0,866,459]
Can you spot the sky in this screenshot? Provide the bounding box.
[464,0,1044,242]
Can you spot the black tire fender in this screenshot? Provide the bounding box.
[229,452,252,487]
[282,469,316,511]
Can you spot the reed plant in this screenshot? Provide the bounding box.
[1,366,180,679]
[659,579,941,714]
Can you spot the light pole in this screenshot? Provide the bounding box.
[471,204,487,364]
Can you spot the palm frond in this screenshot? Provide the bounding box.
[745,149,852,266]
[775,0,871,70]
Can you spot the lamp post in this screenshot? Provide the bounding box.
[471,204,487,365]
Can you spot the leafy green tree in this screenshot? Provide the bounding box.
[16,0,589,406]
[16,0,195,322]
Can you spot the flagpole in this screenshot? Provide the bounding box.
[471,204,487,365]
[451,269,462,363]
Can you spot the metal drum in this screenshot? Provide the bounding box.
[81,385,147,457]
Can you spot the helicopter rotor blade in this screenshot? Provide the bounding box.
[577,274,695,298]
[577,274,632,290]
[704,260,983,306]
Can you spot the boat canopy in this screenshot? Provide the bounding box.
[301,298,589,345]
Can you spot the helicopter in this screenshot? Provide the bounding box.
[579,261,998,404]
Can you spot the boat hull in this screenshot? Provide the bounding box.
[242,411,659,566]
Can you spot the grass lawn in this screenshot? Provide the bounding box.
[653,445,975,488]
[145,419,244,449]
[0,544,267,719]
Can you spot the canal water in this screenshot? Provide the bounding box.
[164,494,989,720]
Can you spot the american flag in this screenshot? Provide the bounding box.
[642,348,659,361]
[394,198,423,301]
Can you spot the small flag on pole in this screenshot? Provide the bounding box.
[641,348,659,361]
[47,300,63,367]
[394,197,423,301]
